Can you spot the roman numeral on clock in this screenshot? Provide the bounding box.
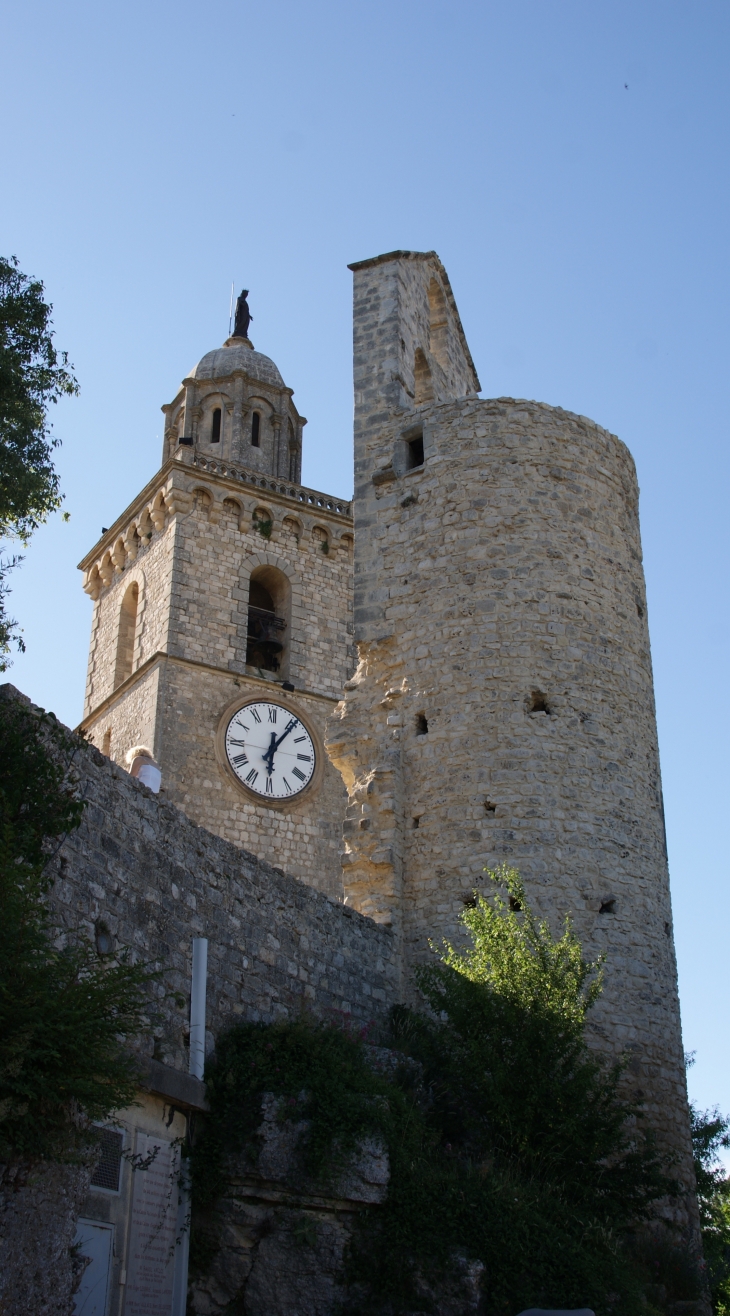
[250,708,262,723]
[297,754,311,762]
[283,777,292,793]
[265,778,273,794]
[228,738,246,747]
[245,769,258,785]
[294,735,306,743]
[292,767,306,782]
[268,707,277,722]
[232,753,248,766]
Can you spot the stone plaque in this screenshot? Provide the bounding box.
[124,1133,180,1316]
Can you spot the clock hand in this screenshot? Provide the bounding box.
[262,732,278,776]
[262,718,299,776]
[272,718,298,753]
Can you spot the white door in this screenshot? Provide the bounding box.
[73,1219,114,1316]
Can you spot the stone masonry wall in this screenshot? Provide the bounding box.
[82,500,174,719]
[0,1158,93,1316]
[156,661,348,898]
[326,252,695,1221]
[38,718,398,1074]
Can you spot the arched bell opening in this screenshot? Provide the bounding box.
[245,566,291,676]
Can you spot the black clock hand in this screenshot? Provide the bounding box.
[262,732,278,776]
[262,718,298,775]
[273,717,298,751]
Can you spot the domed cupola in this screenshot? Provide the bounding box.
[161,290,305,483]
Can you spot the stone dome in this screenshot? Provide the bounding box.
[189,339,285,389]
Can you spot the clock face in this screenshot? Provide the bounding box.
[224,700,316,802]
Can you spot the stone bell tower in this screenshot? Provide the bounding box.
[326,249,695,1214]
[78,305,354,897]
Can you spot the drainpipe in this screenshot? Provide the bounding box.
[172,937,208,1316]
[189,937,208,1081]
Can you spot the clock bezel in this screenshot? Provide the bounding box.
[215,692,324,810]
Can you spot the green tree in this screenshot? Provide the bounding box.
[0,255,78,668]
[407,865,669,1221]
[0,692,154,1160]
[690,1100,730,1313]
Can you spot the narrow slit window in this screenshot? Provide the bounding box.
[211,408,221,443]
[251,412,260,447]
[406,435,424,469]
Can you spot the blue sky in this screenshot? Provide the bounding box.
[2,0,728,1133]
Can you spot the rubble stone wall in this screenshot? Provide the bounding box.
[40,725,399,1074]
[0,1159,93,1316]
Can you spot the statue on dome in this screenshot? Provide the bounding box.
[233,289,253,340]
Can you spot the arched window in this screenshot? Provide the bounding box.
[245,568,289,673]
[251,412,261,447]
[114,581,138,688]
[211,408,221,443]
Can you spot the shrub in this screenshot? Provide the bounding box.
[691,1101,730,1312]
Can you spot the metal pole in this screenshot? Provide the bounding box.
[189,937,208,1081]
[172,937,208,1316]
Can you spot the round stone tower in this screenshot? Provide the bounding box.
[326,250,695,1218]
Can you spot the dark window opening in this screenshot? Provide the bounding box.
[484,800,496,815]
[462,892,478,909]
[509,895,522,912]
[415,713,428,736]
[529,690,550,714]
[251,412,261,447]
[406,435,424,469]
[246,579,286,672]
[636,602,644,618]
[90,1128,123,1192]
[95,921,113,956]
[412,816,420,829]
[211,408,221,443]
[599,898,616,915]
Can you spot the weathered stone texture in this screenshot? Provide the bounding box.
[0,1158,93,1316]
[327,251,694,1218]
[41,728,398,1072]
[189,1093,389,1316]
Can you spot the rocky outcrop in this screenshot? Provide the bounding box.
[189,1093,389,1316]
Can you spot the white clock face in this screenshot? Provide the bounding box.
[224,701,316,801]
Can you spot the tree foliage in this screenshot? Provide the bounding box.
[691,1100,730,1313]
[0,255,78,666]
[0,692,154,1160]
[190,866,688,1316]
